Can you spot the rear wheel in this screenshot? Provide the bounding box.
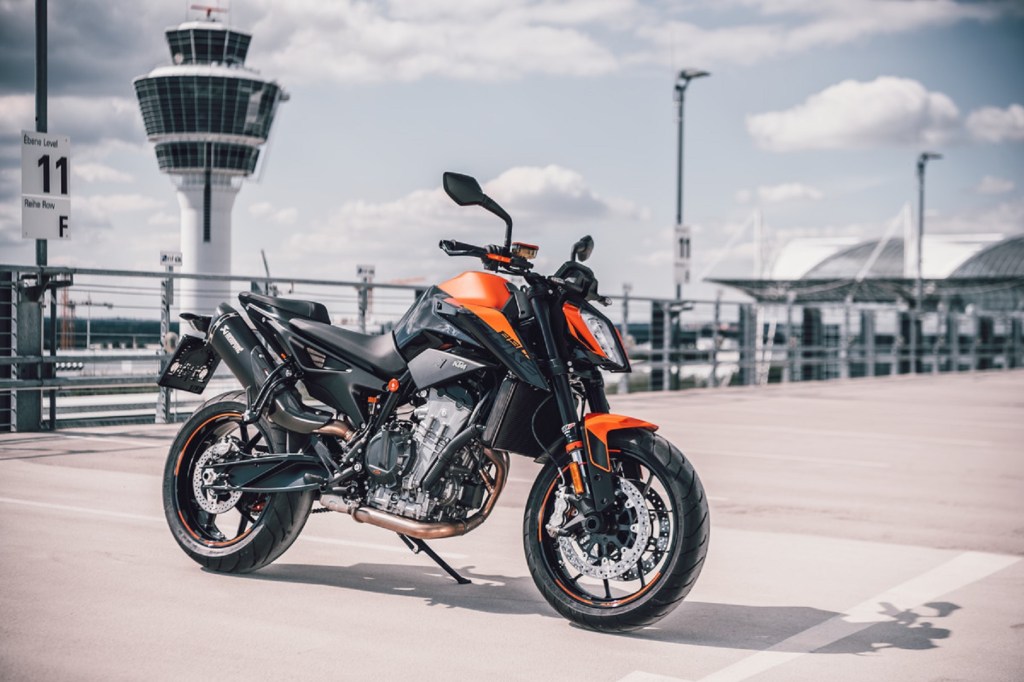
[523,431,709,632]
[162,391,313,573]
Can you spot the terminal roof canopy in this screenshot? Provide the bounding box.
[711,235,1024,311]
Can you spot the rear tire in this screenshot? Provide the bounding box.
[523,430,709,632]
[162,391,314,573]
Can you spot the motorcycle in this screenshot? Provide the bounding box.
[158,172,709,632]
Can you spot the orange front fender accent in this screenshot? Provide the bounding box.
[583,413,658,472]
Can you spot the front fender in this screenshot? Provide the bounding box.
[583,413,658,472]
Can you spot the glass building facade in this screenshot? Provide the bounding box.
[133,23,284,176]
[166,27,251,65]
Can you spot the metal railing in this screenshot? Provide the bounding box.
[2,264,1022,431]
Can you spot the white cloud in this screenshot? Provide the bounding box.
[632,0,999,68]
[76,193,166,228]
[927,198,1024,236]
[966,104,1024,143]
[147,211,179,226]
[249,0,622,84]
[974,175,1015,196]
[0,95,145,152]
[747,77,960,152]
[249,202,299,225]
[74,163,133,184]
[278,165,646,281]
[735,189,753,205]
[737,182,824,204]
[486,165,646,220]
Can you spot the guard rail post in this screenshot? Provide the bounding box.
[15,276,43,431]
[710,293,721,387]
[155,267,173,423]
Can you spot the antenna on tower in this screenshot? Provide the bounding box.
[190,2,228,21]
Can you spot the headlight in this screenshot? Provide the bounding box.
[563,302,628,370]
[579,309,626,368]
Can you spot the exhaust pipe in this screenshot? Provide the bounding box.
[318,448,509,540]
[208,303,332,433]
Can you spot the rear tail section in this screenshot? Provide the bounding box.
[160,303,332,433]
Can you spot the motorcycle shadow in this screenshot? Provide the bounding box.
[236,565,960,651]
[245,561,556,618]
[635,600,957,653]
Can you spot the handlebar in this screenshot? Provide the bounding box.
[439,239,534,272]
[439,239,487,258]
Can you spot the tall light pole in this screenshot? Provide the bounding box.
[912,151,942,373]
[674,68,709,300]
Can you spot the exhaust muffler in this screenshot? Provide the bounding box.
[208,303,332,433]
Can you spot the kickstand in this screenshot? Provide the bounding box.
[398,534,471,585]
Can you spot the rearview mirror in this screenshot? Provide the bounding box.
[442,171,515,249]
[572,235,594,262]
[443,172,486,206]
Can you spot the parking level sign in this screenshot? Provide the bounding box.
[22,130,71,240]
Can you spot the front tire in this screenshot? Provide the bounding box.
[162,391,314,573]
[523,430,709,632]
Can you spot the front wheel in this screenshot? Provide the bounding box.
[162,391,314,573]
[523,431,709,632]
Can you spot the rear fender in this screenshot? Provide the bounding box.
[583,413,658,472]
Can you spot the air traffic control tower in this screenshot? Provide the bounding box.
[134,14,287,313]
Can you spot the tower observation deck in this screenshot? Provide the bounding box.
[134,16,287,313]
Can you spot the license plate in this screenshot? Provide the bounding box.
[158,335,221,394]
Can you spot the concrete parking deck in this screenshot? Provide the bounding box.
[1,371,1022,681]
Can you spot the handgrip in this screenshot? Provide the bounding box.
[439,239,486,257]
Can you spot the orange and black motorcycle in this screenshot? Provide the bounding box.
[159,172,709,631]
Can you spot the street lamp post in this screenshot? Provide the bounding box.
[912,151,942,373]
[673,68,709,301]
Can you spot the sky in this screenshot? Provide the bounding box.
[1,0,1023,303]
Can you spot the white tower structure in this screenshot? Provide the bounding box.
[133,11,287,313]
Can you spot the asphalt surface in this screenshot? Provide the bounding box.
[1,371,1022,681]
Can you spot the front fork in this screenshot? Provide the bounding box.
[528,292,616,516]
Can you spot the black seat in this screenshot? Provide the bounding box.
[289,318,407,378]
[239,292,331,324]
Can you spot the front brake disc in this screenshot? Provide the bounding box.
[557,478,652,580]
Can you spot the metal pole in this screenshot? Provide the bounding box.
[673,69,708,301]
[783,293,793,382]
[710,292,720,387]
[915,157,925,315]
[840,297,851,380]
[156,265,173,423]
[662,303,672,392]
[675,83,685,231]
[35,0,47,268]
[618,283,631,395]
[914,152,941,374]
[48,288,56,429]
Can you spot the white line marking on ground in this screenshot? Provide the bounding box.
[691,449,890,469]
[694,551,1020,682]
[0,495,162,523]
[618,672,692,682]
[61,434,165,449]
[0,496,458,558]
[688,423,992,449]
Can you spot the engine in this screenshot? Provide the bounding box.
[363,386,487,521]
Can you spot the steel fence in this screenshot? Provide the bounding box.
[1,264,1021,431]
